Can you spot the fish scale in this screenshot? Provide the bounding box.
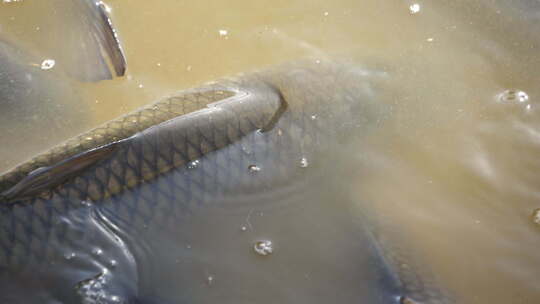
[0,88,237,193]
[0,60,451,303]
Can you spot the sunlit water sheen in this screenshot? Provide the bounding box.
[1,0,540,303]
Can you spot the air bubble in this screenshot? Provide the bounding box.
[218,29,229,39]
[40,59,55,70]
[64,252,76,260]
[187,160,200,169]
[532,208,540,226]
[207,275,214,286]
[110,295,121,303]
[300,157,309,168]
[109,260,117,268]
[409,3,420,14]
[497,89,529,103]
[241,145,252,155]
[248,165,261,173]
[80,200,92,207]
[75,272,109,303]
[311,115,317,120]
[92,248,103,256]
[254,240,273,256]
[241,226,247,232]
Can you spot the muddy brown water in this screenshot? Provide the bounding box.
[1,0,540,303]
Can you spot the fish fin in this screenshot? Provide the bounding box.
[91,1,127,77]
[65,0,126,81]
[365,215,455,304]
[0,87,237,197]
[1,143,119,202]
[259,84,288,132]
[19,0,127,82]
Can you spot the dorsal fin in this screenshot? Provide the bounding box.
[0,88,236,196]
[1,143,119,202]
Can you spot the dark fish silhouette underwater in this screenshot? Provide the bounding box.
[0,59,452,304]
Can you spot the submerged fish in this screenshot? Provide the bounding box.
[0,0,126,82]
[0,60,450,304]
[0,0,126,174]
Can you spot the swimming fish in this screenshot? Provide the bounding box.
[0,0,126,82]
[0,60,450,304]
[0,0,126,176]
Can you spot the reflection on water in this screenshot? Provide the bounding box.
[1,0,540,303]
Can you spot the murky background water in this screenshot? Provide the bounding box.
[1,0,540,303]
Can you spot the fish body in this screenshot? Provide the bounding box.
[0,61,449,303]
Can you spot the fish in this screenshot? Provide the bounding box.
[0,60,451,304]
[0,0,126,175]
[0,0,126,82]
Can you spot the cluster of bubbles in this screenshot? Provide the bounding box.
[494,89,534,113]
[253,240,273,256]
[40,59,56,70]
[409,3,421,14]
[300,157,309,168]
[187,159,200,169]
[75,269,122,304]
[497,89,530,104]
